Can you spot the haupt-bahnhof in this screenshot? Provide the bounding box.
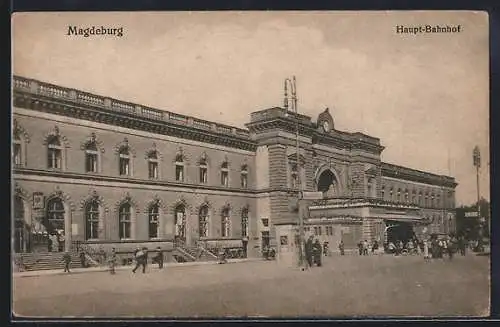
[12,75,457,260]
